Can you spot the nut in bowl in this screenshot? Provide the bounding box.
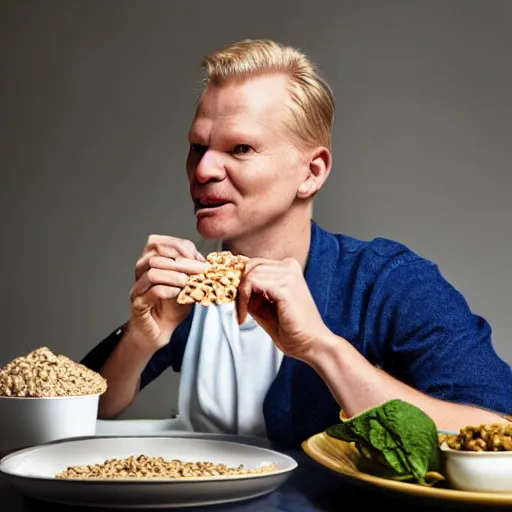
[0,347,107,454]
[440,423,512,493]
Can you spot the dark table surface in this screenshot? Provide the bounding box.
[0,436,510,512]
[0,428,512,512]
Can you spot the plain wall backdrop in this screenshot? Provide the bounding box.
[1,0,511,418]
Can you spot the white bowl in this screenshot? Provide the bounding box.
[0,393,100,455]
[440,441,512,493]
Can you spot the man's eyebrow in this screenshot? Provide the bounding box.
[188,129,208,143]
[223,129,258,140]
[219,119,267,139]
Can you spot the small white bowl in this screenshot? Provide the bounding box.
[440,441,512,493]
[0,393,100,455]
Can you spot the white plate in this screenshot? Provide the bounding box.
[0,436,297,509]
[95,417,189,435]
[94,418,273,448]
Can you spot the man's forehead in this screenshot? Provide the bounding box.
[191,109,274,136]
[191,74,291,131]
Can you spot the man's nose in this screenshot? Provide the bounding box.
[194,149,226,183]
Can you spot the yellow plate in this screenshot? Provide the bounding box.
[302,432,512,506]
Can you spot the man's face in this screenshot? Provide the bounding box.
[186,73,309,241]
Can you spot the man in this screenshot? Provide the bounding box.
[82,39,512,447]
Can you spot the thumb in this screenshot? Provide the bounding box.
[247,294,278,339]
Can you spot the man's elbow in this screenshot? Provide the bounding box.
[98,400,121,420]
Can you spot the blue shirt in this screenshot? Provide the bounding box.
[81,221,512,447]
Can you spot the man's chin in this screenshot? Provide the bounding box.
[196,220,233,240]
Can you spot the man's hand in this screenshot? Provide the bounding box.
[128,235,210,351]
[236,259,511,435]
[236,257,332,362]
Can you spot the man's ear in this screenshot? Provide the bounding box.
[297,147,332,199]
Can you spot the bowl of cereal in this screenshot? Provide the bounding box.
[440,423,512,493]
[0,347,107,454]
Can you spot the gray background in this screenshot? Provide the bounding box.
[1,0,511,419]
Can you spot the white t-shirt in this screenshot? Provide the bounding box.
[176,238,284,437]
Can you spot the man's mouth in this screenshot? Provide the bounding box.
[194,199,230,213]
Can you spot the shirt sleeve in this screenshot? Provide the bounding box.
[139,311,193,389]
[80,323,129,373]
[380,258,512,415]
[80,311,193,391]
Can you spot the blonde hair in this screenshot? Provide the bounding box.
[199,39,335,151]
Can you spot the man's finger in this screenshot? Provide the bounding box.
[131,269,188,300]
[182,239,207,262]
[247,293,278,339]
[145,235,199,260]
[136,246,180,280]
[132,285,182,312]
[136,250,210,281]
[236,288,249,325]
[242,257,279,276]
[237,272,253,325]
[236,273,276,325]
[237,262,267,324]
[147,256,210,274]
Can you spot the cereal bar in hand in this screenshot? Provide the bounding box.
[177,251,249,306]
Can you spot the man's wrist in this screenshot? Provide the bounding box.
[120,321,161,361]
[301,329,341,368]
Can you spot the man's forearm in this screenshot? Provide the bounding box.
[307,333,507,430]
[98,327,158,418]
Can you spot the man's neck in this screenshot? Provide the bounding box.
[224,212,312,270]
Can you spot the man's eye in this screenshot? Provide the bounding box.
[232,144,251,155]
[190,143,207,155]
